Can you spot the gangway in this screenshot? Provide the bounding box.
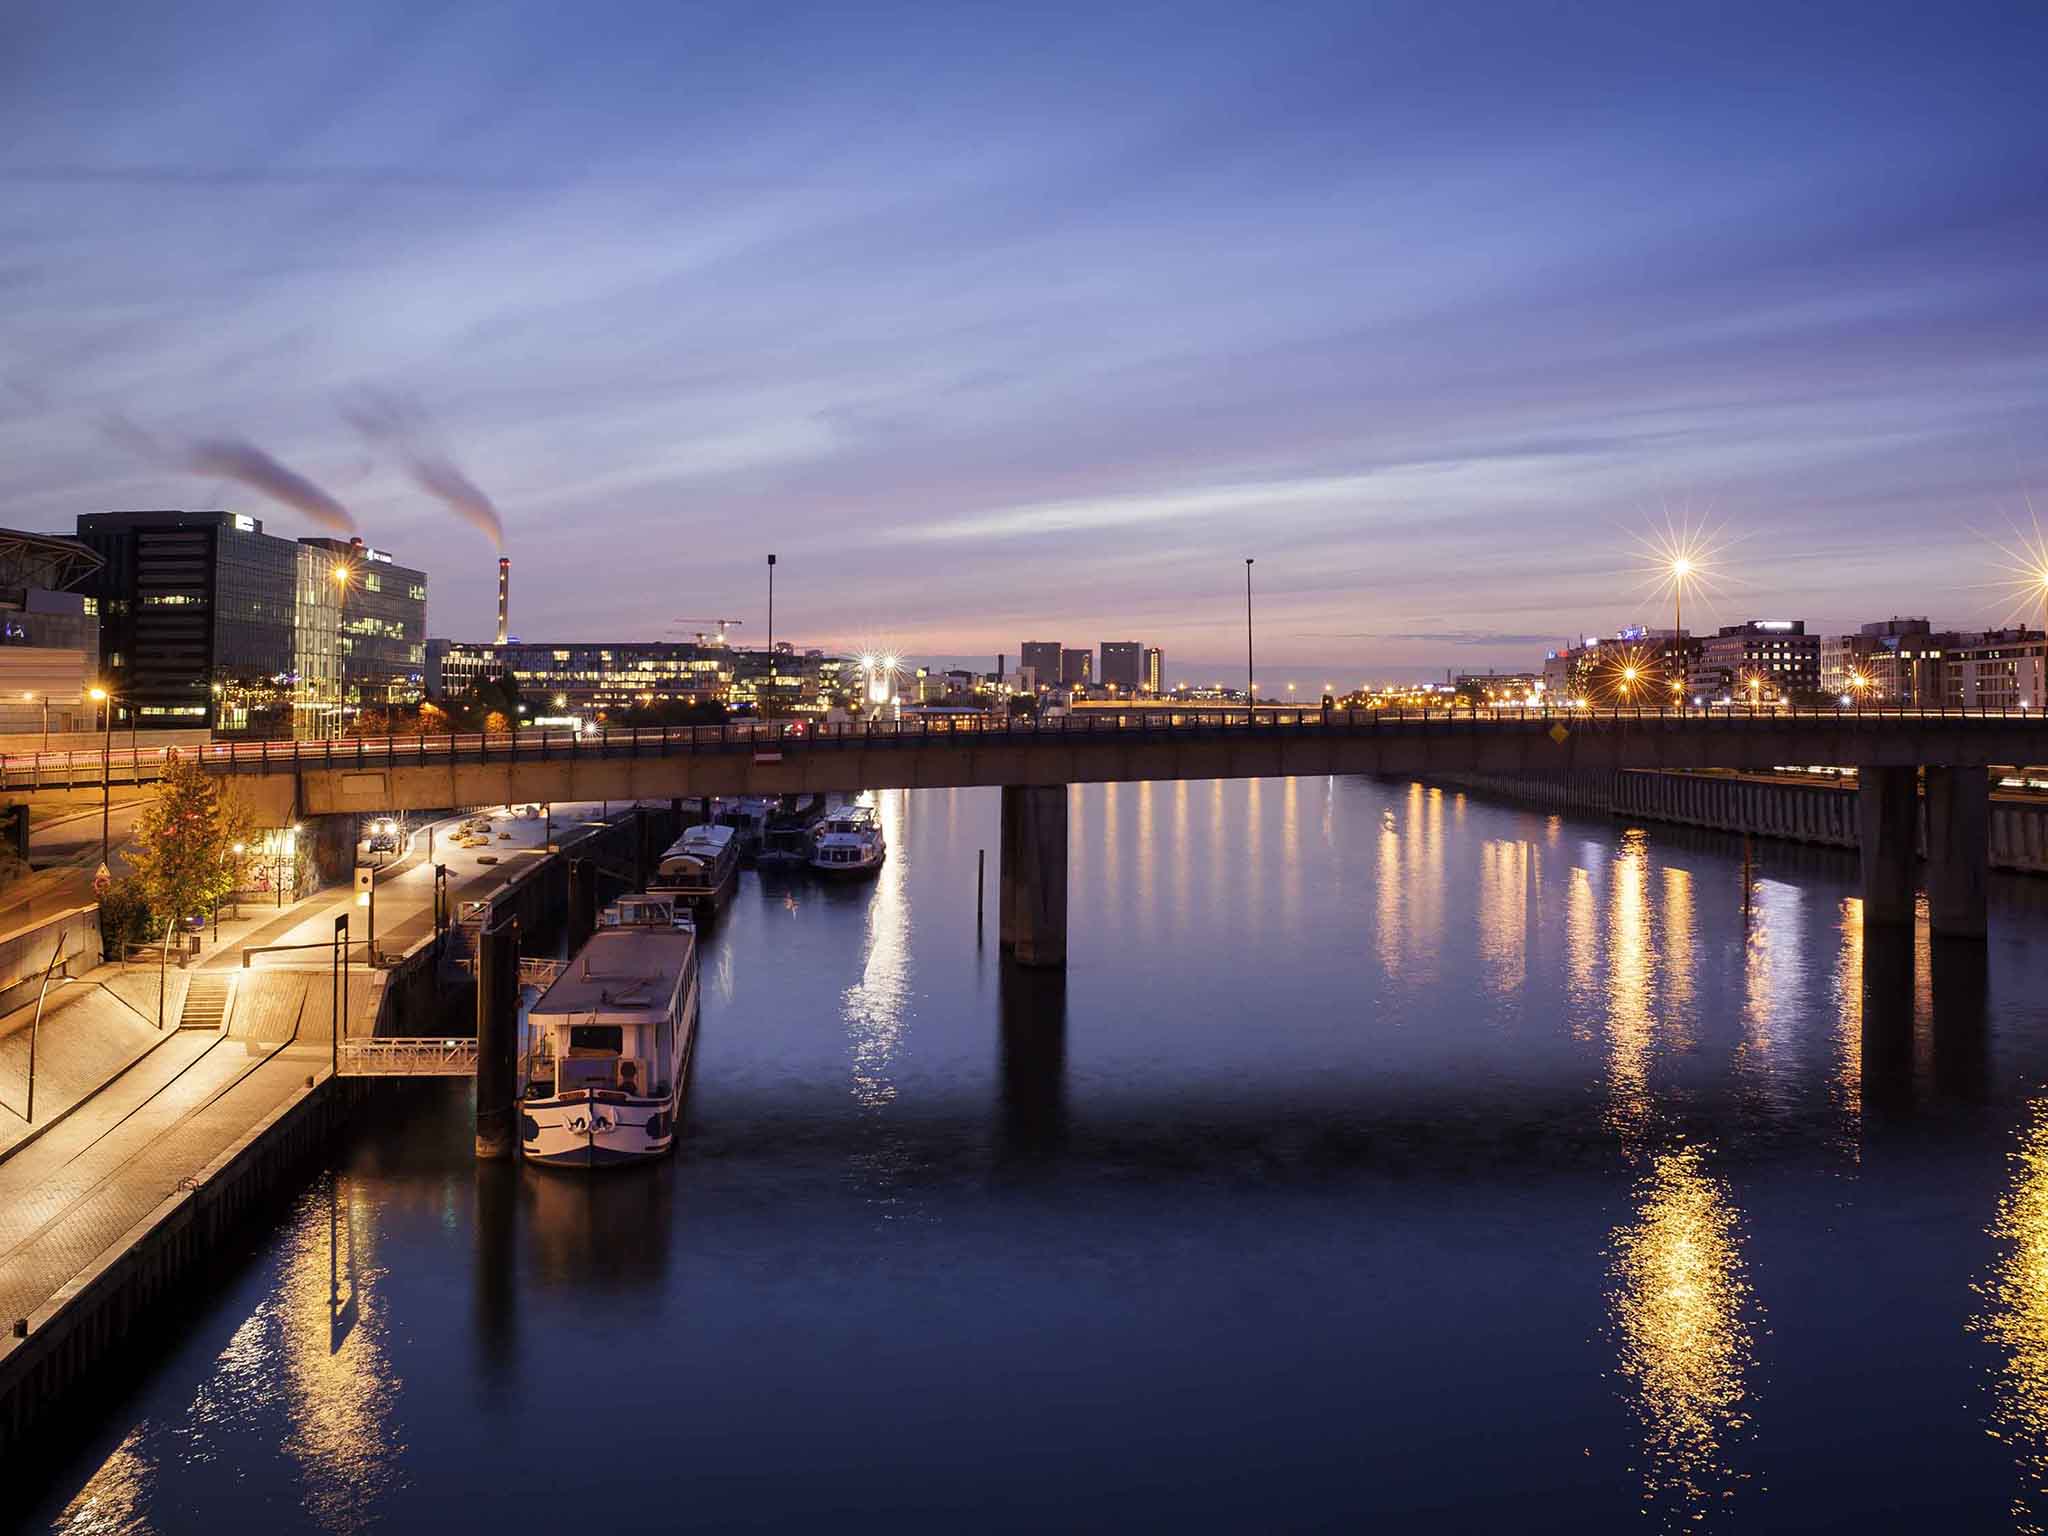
[338,1037,479,1076]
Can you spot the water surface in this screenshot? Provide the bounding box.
[22,779,2048,1532]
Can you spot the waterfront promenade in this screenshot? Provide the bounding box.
[0,802,622,1362]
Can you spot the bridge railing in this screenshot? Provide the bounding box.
[338,1036,479,1077]
[2,700,2043,787]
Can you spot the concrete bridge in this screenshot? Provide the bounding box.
[9,706,2044,966]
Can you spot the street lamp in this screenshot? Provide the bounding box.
[1670,555,1692,640]
[89,684,110,864]
[1244,557,1255,721]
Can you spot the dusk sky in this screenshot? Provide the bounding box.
[4,0,2046,684]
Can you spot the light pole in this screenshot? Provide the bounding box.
[1244,557,1255,722]
[332,562,353,739]
[766,553,776,718]
[90,685,110,865]
[1670,555,1691,642]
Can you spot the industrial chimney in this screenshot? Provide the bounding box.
[496,557,510,645]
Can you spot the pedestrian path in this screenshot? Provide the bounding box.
[0,1032,314,1330]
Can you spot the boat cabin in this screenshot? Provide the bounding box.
[523,927,695,1102]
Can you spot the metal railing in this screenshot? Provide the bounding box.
[337,1036,479,1076]
[2,701,2044,789]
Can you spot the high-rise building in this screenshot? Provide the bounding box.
[78,512,426,733]
[1060,647,1092,687]
[1099,641,1143,691]
[300,537,430,712]
[1142,646,1164,696]
[1019,641,1062,690]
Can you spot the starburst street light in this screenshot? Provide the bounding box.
[1630,512,1737,642]
[1981,507,2048,634]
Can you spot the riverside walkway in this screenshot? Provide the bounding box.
[0,802,621,1349]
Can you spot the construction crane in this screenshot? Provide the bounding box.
[669,616,745,646]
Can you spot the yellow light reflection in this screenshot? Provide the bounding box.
[1660,866,1696,1049]
[1831,896,1864,1155]
[1976,1097,2048,1532]
[52,1422,153,1532]
[1476,838,1530,997]
[1605,831,1654,1144]
[1564,863,1597,1041]
[1609,1145,1759,1522]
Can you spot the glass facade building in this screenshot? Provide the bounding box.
[78,512,426,734]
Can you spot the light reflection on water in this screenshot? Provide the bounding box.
[22,777,2048,1534]
[1977,1099,2048,1534]
[1608,1144,1760,1525]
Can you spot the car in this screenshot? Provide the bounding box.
[368,832,397,853]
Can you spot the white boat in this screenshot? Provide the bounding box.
[810,803,886,876]
[519,908,698,1168]
[650,823,740,914]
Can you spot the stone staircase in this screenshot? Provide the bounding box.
[178,973,234,1032]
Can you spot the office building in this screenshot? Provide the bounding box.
[431,640,856,717]
[1944,630,2045,710]
[1142,646,1164,696]
[77,512,426,733]
[1019,641,1063,691]
[1060,648,1092,687]
[0,530,103,735]
[1100,641,1143,692]
[1690,619,1820,702]
[1856,618,1951,706]
[301,537,429,712]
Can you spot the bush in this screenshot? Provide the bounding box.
[98,879,153,955]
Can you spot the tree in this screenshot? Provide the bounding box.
[125,753,254,925]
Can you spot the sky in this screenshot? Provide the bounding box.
[4,0,2047,686]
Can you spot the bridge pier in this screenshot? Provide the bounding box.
[308,812,357,885]
[475,917,520,1160]
[998,785,1068,969]
[1925,765,1989,941]
[1857,767,1918,928]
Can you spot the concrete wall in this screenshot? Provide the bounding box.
[1442,768,2048,875]
[0,904,101,1016]
[0,1073,362,1456]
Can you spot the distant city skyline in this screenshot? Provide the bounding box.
[4,1,2046,671]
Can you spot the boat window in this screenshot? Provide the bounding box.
[569,1024,623,1054]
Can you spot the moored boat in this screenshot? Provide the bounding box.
[650,823,740,914]
[520,905,698,1168]
[809,803,886,876]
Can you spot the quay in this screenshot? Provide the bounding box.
[0,799,668,1456]
[1442,765,2048,879]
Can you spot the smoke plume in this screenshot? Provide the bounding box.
[104,416,357,534]
[344,390,504,549]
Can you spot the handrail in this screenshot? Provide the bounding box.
[2,701,2043,783]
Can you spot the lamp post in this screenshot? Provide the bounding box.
[1244,557,1255,722]
[332,562,353,739]
[766,553,777,719]
[89,685,110,864]
[1670,556,1692,641]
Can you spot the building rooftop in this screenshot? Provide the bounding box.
[530,927,695,1025]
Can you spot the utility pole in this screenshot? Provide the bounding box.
[1244,558,1256,721]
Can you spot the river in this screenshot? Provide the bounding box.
[18,778,2048,1532]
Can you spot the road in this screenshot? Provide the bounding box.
[229,801,648,965]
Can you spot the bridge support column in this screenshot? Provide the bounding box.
[1857,767,1918,928]
[307,813,357,886]
[567,858,598,954]
[475,917,520,1160]
[998,785,1067,969]
[1925,765,1989,940]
